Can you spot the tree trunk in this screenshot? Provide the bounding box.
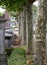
[23,8,26,45]
[19,12,24,45]
[26,1,33,53]
[18,14,21,35]
[19,11,26,45]
[34,0,47,65]
[19,10,27,46]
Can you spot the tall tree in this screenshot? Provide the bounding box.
[20,9,26,45]
[26,0,33,53]
[19,11,25,45]
[32,5,38,55]
[22,7,26,45]
[34,0,47,65]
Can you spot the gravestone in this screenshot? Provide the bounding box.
[0,16,7,65]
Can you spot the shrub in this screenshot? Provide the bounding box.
[5,48,14,57]
[8,47,27,65]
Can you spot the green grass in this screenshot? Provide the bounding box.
[7,46,33,65]
[5,48,14,57]
[8,47,27,65]
[20,45,27,51]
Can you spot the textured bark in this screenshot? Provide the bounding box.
[26,8,28,51]
[19,12,24,45]
[18,9,27,46]
[18,14,21,35]
[22,9,26,45]
[26,1,33,53]
[34,0,47,65]
[19,11,26,45]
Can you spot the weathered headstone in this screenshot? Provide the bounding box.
[0,16,7,65]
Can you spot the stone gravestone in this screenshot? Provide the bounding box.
[0,16,7,65]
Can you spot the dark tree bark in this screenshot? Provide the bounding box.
[26,0,33,54]
[23,8,26,45]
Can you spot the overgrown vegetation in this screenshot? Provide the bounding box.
[5,48,14,57]
[0,0,26,12]
[7,46,33,65]
[8,47,27,65]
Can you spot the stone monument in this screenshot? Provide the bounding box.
[0,16,7,65]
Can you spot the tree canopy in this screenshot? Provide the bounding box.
[0,0,26,12]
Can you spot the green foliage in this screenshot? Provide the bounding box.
[0,0,26,12]
[21,45,27,51]
[8,47,27,65]
[0,13,3,16]
[5,48,14,57]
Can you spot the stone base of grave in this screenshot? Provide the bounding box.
[0,53,7,65]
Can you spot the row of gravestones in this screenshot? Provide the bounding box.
[0,16,7,65]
